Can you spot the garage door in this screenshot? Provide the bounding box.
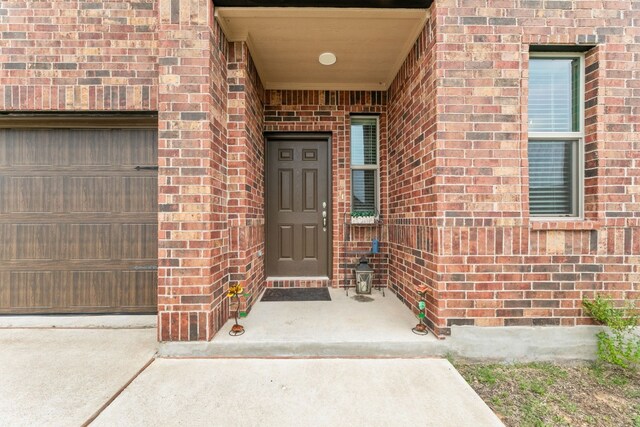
[0,127,158,314]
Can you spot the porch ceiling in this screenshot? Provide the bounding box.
[215,7,429,90]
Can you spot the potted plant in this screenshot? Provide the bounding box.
[351,210,378,224]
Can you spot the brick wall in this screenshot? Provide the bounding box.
[264,90,388,290]
[157,0,229,341]
[387,11,441,332]
[429,0,640,335]
[0,0,157,110]
[2,0,639,342]
[227,41,265,313]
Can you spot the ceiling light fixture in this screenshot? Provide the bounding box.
[318,52,337,66]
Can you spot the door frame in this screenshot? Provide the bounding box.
[264,132,333,279]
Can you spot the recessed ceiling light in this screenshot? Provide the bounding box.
[319,52,337,66]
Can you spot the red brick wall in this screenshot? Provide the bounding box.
[0,0,157,110]
[227,41,265,313]
[157,0,229,341]
[2,0,639,342]
[387,11,441,332]
[429,0,640,335]
[264,90,388,290]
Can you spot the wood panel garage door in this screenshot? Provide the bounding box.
[0,127,158,314]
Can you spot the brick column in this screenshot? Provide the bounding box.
[226,42,266,314]
[387,11,442,335]
[157,0,229,341]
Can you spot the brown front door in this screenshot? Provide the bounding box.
[0,127,158,314]
[266,135,330,277]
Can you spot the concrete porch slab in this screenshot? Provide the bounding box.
[0,328,157,426]
[159,288,444,358]
[92,358,504,427]
[159,287,601,361]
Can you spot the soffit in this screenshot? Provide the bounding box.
[215,7,429,90]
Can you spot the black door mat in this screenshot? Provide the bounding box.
[260,288,331,302]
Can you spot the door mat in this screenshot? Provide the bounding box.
[260,288,331,302]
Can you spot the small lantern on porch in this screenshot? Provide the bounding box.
[355,257,374,294]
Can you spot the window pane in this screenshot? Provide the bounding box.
[528,140,576,216]
[529,58,580,132]
[351,170,376,213]
[351,117,377,166]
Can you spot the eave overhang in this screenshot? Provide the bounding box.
[216,7,430,90]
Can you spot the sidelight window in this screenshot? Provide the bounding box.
[528,53,584,218]
[350,116,379,214]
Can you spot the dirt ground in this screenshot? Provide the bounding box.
[455,361,640,427]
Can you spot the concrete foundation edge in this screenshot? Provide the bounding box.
[0,315,157,329]
[159,326,604,361]
[445,325,603,361]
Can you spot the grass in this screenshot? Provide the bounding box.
[454,360,640,427]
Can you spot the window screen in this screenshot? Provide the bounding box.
[350,117,378,214]
[351,170,376,212]
[528,141,576,216]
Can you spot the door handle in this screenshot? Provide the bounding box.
[322,210,327,228]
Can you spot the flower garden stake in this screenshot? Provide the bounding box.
[228,284,248,336]
[412,285,429,335]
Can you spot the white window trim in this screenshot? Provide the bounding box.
[528,52,585,220]
[350,115,380,214]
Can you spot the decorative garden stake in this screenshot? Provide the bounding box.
[412,284,429,335]
[227,284,248,336]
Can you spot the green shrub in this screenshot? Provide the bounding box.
[583,295,640,369]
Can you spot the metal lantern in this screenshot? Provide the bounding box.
[355,257,374,294]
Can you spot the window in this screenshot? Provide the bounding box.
[528,53,584,218]
[350,116,379,214]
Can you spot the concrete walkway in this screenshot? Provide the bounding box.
[0,328,157,426]
[0,317,504,426]
[92,358,503,427]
